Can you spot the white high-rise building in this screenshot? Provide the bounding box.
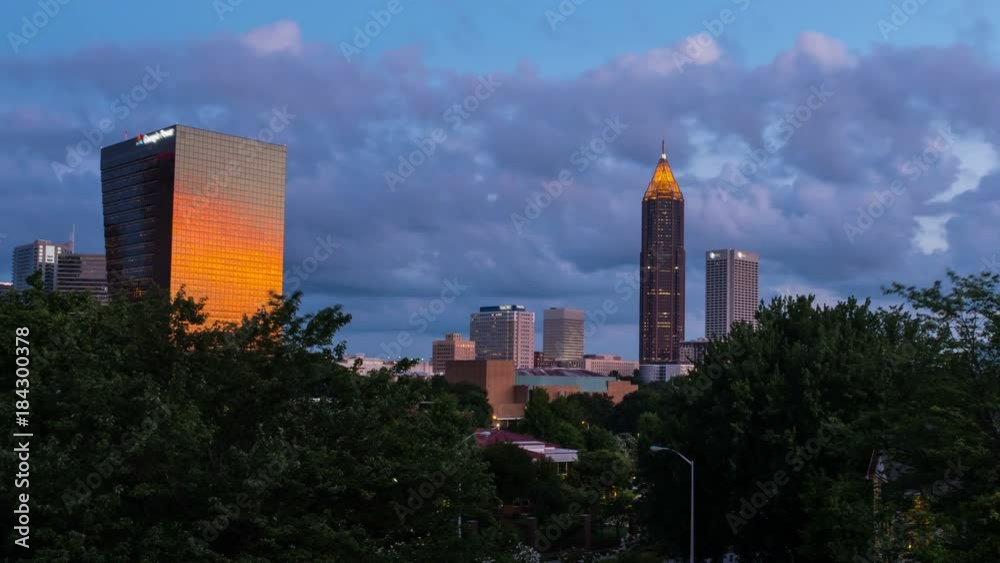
[470,305,535,368]
[543,308,584,362]
[705,249,759,338]
[12,239,72,290]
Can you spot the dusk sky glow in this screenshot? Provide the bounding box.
[2,0,999,359]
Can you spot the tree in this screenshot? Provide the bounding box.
[482,443,536,504]
[0,288,516,562]
[633,271,1000,562]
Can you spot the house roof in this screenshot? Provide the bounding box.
[474,428,578,463]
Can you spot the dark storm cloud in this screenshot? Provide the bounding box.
[0,23,997,357]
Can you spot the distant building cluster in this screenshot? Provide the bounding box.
[5,125,287,326]
[7,238,108,302]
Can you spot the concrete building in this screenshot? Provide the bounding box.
[640,142,686,362]
[515,368,637,404]
[444,360,638,424]
[54,254,108,301]
[445,360,525,423]
[431,333,476,374]
[680,339,709,364]
[101,125,285,324]
[543,307,584,362]
[639,363,693,384]
[706,249,759,338]
[569,354,639,377]
[12,239,72,290]
[340,354,434,376]
[470,305,535,368]
[0,282,12,296]
[533,351,558,368]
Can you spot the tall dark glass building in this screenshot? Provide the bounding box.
[101,125,286,324]
[639,142,685,363]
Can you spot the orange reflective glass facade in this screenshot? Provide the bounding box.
[101,125,285,324]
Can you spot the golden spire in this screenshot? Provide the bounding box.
[643,139,682,201]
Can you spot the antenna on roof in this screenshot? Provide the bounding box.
[661,139,667,160]
[69,224,75,253]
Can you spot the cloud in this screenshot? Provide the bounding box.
[0,26,996,358]
[242,20,304,56]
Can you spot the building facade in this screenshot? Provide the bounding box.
[639,362,693,384]
[470,305,535,368]
[12,239,72,290]
[444,360,638,424]
[54,254,108,301]
[568,354,639,377]
[431,333,476,374]
[705,249,759,338]
[543,307,585,362]
[101,125,285,324]
[680,339,709,364]
[640,142,685,363]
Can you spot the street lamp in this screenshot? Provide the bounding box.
[650,445,694,563]
[458,431,492,538]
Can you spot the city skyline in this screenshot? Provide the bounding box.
[2,4,998,359]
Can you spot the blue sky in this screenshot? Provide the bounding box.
[5,0,995,73]
[1,0,998,360]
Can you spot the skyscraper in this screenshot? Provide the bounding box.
[543,307,585,362]
[470,305,535,368]
[705,249,759,338]
[12,239,72,290]
[639,142,685,363]
[101,125,285,324]
[432,333,476,374]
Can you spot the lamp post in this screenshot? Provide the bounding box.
[650,445,694,563]
[458,431,491,538]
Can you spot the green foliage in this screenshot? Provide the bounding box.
[634,271,1000,562]
[482,443,536,504]
[0,289,510,562]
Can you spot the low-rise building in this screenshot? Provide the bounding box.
[639,362,694,384]
[340,354,434,376]
[432,333,476,374]
[565,354,639,377]
[474,429,578,474]
[445,360,638,423]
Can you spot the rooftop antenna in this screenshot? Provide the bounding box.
[661,139,667,160]
[69,224,75,252]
